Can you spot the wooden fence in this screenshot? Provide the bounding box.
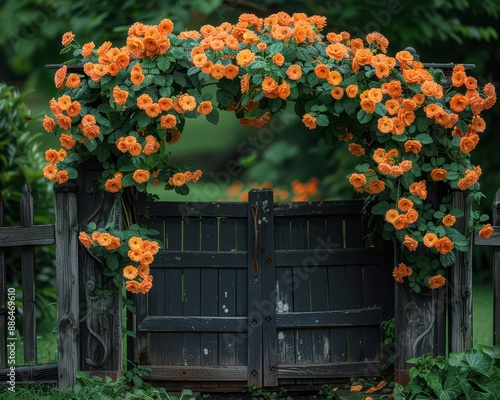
[1,180,500,390]
[0,183,58,382]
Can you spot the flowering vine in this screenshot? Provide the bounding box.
[43,11,496,293]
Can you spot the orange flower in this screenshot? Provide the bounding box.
[55,170,69,184]
[409,180,427,200]
[361,98,376,114]
[123,266,138,280]
[314,64,330,79]
[66,101,81,118]
[66,73,81,88]
[241,74,250,93]
[45,149,59,164]
[60,134,76,150]
[326,42,348,60]
[377,116,393,134]
[178,94,196,112]
[393,215,407,230]
[54,65,68,88]
[81,42,95,57]
[43,116,56,132]
[326,71,342,86]
[128,248,144,262]
[192,169,203,182]
[224,64,239,80]
[61,31,75,46]
[346,84,358,98]
[286,65,303,80]
[347,173,365,189]
[197,100,213,115]
[82,125,100,139]
[405,208,418,225]
[348,143,365,157]
[350,385,363,392]
[479,223,494,239]
[435,236,454,254]
[365,179,385,194]
[137,264,150,279]
[331,87,344,100]
[302,114,316,129]
[460,135,478,153]
[171,172,186,186]
[423,232,438,248]
[139,276,153,294]
[125,280,141,294]
[430,168,448,181]
[104,176,123,193]
[133,169,150,184]
[43,165,58,180]
[211,64,225,80]
[442,215,456,227]
[404,140,422,154]
[145,104,161,118]
[160,115,177,130]
[428,274,446,289]
[129,237,144,250]
[262,76,278,95]
[96,232,112,247]
[397,198,414,212]
[131,71,145,86]
[278,82,291,100]
[78,232,93,249]
[272,53,285,66]
[113,86,129,106]
[392,262,413,283]
[403,235,418,251]
[236,49,256,66]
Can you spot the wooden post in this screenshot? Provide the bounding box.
[493,189,500,345]
[54,181,80,388]
[20,183,37,363]
[0,192,6,368]
[448,191,473,352]
[76,160,122,380]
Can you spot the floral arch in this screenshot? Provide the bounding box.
[43,11,496,295]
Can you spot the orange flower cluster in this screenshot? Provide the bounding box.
[167,170,203,187]
[123,236,159,294]
[392,262,413,284]
[42,148,69,184]
[423,233,454,254]
[385,198,419,230]
[428,274,446,289]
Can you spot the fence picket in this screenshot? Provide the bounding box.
[20,182,37,363]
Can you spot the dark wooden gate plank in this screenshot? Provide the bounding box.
[274,212,295,385]
[363,263,382,361]
[235,216,248,367]
[217,217,238,367]
[247,190,263,386]
[200,217,219,369]
[183,215,203,367]
[0,193,6,368]
[160,216,184,365]
[309,217,331,364]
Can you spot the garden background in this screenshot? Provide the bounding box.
[1,0,499,368]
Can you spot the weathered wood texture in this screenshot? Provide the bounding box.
[54,182,80,388]
[475,188,500,345]
[76,161,123,379]
[136,192,394,391]
[449,191,473,352]
[0,184,52,368]
[0,363,58,383]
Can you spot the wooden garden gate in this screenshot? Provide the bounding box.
[133,189,394,391]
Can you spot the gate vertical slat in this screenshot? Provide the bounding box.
[344,214,364,362]
[20,183,36,363]
[217,217,238,367]
[327,216,347,363]
[164,216,184,365]
[183,215,204,367]
[144,215,164,364]
[363,262,382,361]
[261,189,277,387]
[494,189,500,345]
[199,216,219,372]
[247,190,263,386]
[0,193,6,368]
[309,216,330,365]
[291,216,313,373]
[274,212,295,385]
[235,216,248,367]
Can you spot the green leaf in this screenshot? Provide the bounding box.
[440,251,456,267]
[85,139,97,152]
[357,108,372,124]
[216,89,233,108]
[374,102,386,116]
[267,42,284,55]
[136,112,152,128]
[371,201,390,215]
[206,109,219,125]
[106,254,119,271]
[173,71,187,87]
[153,75,166,86]
[315,114,329,127]
[464,349,494,376]
[344,98,358,115]
[415,133,434,144]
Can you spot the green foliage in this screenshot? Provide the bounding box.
[245,384,291,400]
[0,383,65,399]
[63,370,197,400]
[0,82,57,338]
[394,344,500,399]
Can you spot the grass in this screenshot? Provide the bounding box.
[0,383,64,399]
[472,280,494,348]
